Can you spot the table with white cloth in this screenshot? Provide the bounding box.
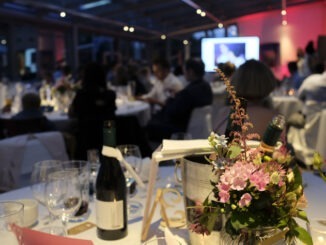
[0,164,325,244]
[0,166,188,245]
[115,100,151,127]
[272,96,303,119]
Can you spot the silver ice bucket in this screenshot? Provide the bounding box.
[179,154,224,245]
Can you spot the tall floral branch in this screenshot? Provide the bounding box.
[216,68,260,161]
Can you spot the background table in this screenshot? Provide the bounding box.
[272,96,303,119]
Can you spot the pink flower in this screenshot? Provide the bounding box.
[217,183,230,192]
[219,190,230,203]
[239,193,252,207]
[249,170,270,191]
[231,176,247,190]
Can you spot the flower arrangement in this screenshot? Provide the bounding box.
[189,70,312,244]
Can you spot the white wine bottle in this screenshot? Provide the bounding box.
[95,120,127,240]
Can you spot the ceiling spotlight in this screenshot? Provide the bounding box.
[196,9,202,14]
[282,20,287,26]
[183,40,189,45]
[123,26,129,31]
[281,10,287,16]
[161,34,166,40]
[59,11,66,18]
[200,12,206,17]
[218,23,224,28]
[129,27,134,32]
[1,39,7,45]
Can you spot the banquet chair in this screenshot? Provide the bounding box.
[187,105,213,139]
[287,109,326,166]
[0,131,69,191]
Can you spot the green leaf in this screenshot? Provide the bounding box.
[294,226,313,245]
[228,145,241,159]
[297,210,309,222]
[292,165,303,189]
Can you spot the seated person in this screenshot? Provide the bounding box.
[214,59,279,137]
[11,92,56,131]
[146,58,213,141]
[139,57,183,108]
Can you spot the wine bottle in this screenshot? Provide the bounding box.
[259,114,286,153]
[95,120,127,240]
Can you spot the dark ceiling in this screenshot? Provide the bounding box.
[0,0,322,40]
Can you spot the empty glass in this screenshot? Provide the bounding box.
[0,201,24,245]
[30,160,62,224]
[45,170,82,235]
[117,144,143,219]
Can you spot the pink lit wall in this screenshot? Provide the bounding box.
[232,1,326,79]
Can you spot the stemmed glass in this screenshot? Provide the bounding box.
[30,160,62,224]
[87,149,101,201]
[45,170,82,235]
[117,144,144,219]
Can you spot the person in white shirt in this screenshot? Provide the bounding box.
[139,58,183,108]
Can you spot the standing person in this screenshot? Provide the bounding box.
[139,58,183,109]
[69,62,116,160]
[146,58,213,141]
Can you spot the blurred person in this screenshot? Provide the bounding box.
[302,40,318,77]
[54,65,73,91]
[69,62,116,160]
[282,61,305,91]
[146,58,213,141]
[214,59,279,137]
[296,48,305,77]
[137,66,153,93]
[11,92,56,130]
[298,61,326,102]
[139,57,183,108]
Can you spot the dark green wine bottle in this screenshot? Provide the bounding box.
[95,120,127,240]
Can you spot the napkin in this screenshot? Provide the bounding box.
[161,139,212,155]
[12,224,93,245]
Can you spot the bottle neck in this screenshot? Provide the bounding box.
[103,120,116,147]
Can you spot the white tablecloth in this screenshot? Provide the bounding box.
[272,96,303,119]
[0,166,187,245]
[115,100,151,127]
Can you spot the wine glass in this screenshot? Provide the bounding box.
[45,170,82,235]
[117,144,143,219]
[61,160,90,222]
[30,160,62,224]
[87,149,101,200]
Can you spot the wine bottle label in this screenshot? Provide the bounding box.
[96,200,124,230]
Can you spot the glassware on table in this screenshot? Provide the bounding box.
[87,149,101,200]
[0,201,24,245]
[61,160,90,222]
[45,170,82,235]
[30,160,62,224]
[117,144,144,219]
[143,237,182,245]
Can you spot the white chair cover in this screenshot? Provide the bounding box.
[187,105,212,139]
[287,109,326,165]
[0,131,69,191]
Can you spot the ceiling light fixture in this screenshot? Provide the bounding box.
[218,23,224,28]
[281,0,287,25]
[200,12,206,17]
[1,39,7,45]
[123,26,129,31]
[183,40,189,45]
[196,9,202,14]
[161,34,166,40]
[129,27,135,32]
[59,11,66,18]
[80,0,111,10]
